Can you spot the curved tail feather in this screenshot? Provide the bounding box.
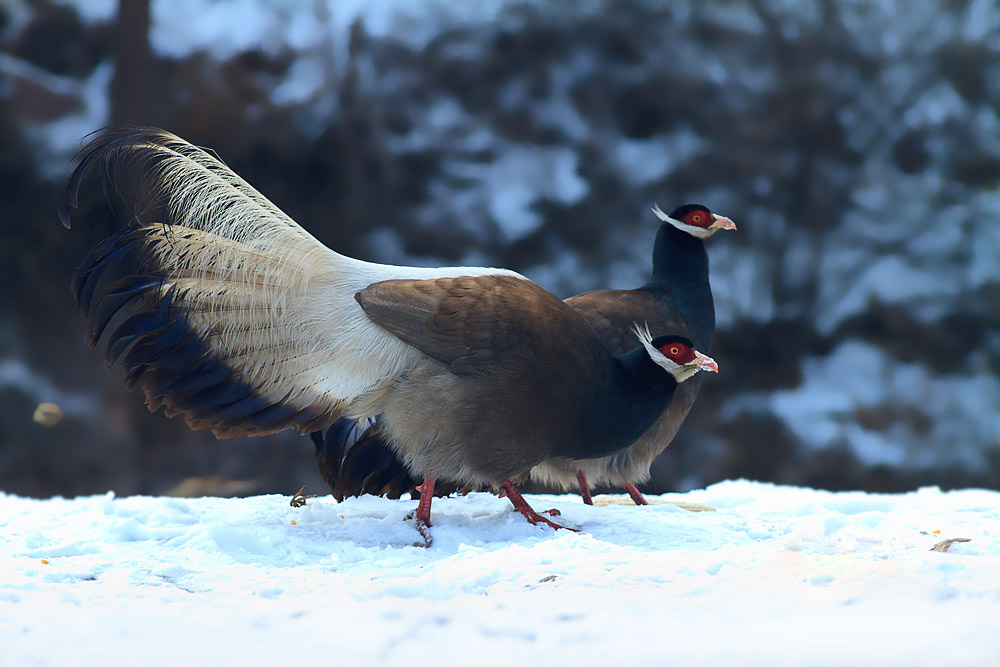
[312,417,457,500]
[60,129,372,436]
[74,225,334,436]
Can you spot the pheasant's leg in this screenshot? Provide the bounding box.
[576,470,594,505]
[623,481,649,506]
[413,477,436,547]
[499,481,577,532]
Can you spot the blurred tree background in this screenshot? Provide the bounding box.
[1,0,997,498]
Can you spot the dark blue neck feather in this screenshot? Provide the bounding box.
[642,222,715,350]
[563,345,680,460]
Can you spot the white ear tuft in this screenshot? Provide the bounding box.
[631,322,703,383]
[632,321,652,345]
[651,204,672,224]
[632,321,666,365]
[650,203,714,239]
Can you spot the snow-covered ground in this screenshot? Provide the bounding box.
[2,480,998,665]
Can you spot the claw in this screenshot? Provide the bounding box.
[411,476,436,547]
[500,481,577,532]
[623,482,649,506]
[413,517,433,548]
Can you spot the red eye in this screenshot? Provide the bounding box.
[659,341,695,363]
[683,211,710,227]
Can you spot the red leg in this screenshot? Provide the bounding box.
[623,481,649,506]
[576,470,594,505]
[500,481,578,532]
[413,477,435,546]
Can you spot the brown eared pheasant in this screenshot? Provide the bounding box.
[58,128,718,544]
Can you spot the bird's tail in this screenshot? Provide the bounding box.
[72,221,345,436]
[60,127,514,438]
[60,128,382,436]
[311,417,460,500]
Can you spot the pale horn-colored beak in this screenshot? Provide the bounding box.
[712,214,737,231]
[694,350,719,373]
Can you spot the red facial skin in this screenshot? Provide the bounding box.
[682,208,713,228]
[659,341,695,364]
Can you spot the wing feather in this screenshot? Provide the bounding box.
[565,289,691,356]
[356,274,598,375]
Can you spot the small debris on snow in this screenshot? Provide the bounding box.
[165,476,258,498]
[930,537,972,553]
[32,402,62,427]
[289,486,318,508]
[592,495,717,511]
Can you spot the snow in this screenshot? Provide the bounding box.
[0,358,97,417]
[146,0,513,59]
[710,243,774,327]
[3,480,999,665]
[0,53,79,98]
[961,0,1000,42]
[614,130,703,186]
[49,0,116,23]
[752,341,1000,469]
[902,82,967,128]
[821,255,950,331]
[271,57,327,105]
[150,0,280,59]
[23,62,112,178]
[439,145,587,243]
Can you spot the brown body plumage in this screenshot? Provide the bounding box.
[529,289,702,492]
[60,128,717,535]
[315,203,733,504]
[529,204,734,500]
